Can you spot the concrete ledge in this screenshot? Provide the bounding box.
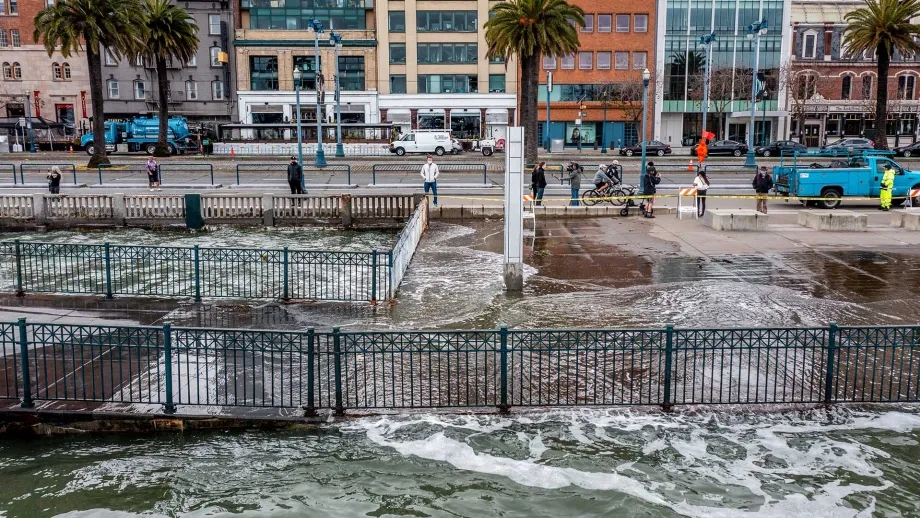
[891,209,920,230]
[703,209,769,231]
[797,210,867,231]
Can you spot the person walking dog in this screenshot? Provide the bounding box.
[421,155,440,207]
[287,156,304,194]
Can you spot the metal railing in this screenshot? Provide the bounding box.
[704,163,756,174]
[371,163,488,185]
[0,163,15,185]
[235,163,352,185]
[2,321,917,414]
[97,163,215,185]
[19,163,78,185]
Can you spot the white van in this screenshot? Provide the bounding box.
[389,131,453,156]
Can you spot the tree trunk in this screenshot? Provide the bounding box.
[154,57,171,157]
[85,48,110,168]
[520,52,539,163]
[874,43,890,150]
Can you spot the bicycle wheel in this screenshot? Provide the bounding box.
[582,189,600,206]
[611,189,629,206]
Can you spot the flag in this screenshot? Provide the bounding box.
[702,131,716,141]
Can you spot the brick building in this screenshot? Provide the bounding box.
[537,0,656,151]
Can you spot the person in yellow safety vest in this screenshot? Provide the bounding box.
[880,165,895,211]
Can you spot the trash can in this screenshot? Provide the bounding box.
[550,139,564,153]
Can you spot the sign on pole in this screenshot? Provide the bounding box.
[503,126,524,291]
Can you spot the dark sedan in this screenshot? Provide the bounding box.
[691,140,748,157]
[895,141,920,158]
[821,138,874,155]
[619,140,672,157]
[755,140,808,157]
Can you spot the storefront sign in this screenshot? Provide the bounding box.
[33,91,41,117]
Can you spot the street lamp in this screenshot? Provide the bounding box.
[640,68,650,189]
[307,18,327,167]
[744,18,768,168]
[24,91,36,153]
[698,32,717,141]
[293,67,305,190]
[601,86,609,154]
[545,71,553,151]
[329,30,344,158]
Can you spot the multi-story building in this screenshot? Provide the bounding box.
[0,0,92,146]
[655,0,793,148]
[101,0,235,131]
[538,1,657,149]
[789,0,920,148]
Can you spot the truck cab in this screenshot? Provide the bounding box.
[80,116,192,156]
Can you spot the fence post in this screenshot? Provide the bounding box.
[346,164,352,185]
[14,239,24,297]
[104,242,113,299]
[97,165,103,185]
[236,165,241,186]
[388,250,394,300]
[282,247,290,301]
[481,164,487,184]
[499,324,509,412]
[370,250,378,305]
[193,245,201,302]
[371,164,377,185]
[18,318,33,408]
[333,326,344,415]
[824,322,838,405]
[71,166,77,185]
[663,324,674,411]
[209,164,214,186]
[163,322,177,414]
[18,165,24,185]
[305,327,316,416]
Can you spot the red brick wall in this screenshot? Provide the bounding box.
[0,0,41,45]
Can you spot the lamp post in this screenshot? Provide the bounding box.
[545,71,553,151]
[744,18,768,168]
[640,68,650,188]
[698,32,717,141]
[329,30,344,158]
[24,91,36,153]
[601,86,608,154]
[307,18,326,166]
[293,67,305,190]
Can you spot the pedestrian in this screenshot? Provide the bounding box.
[420,154,439,207]
[879,163,895,211]
[696,138,708,168]
[146,157,161,191]
[752,165,773,214]
[692,169,711,217]
[532,161,548,206]
[287,156,304,195]
[47,166,62,194]
[567,162,582,206]
[641,161,660,218]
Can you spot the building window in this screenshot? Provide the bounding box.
[1,62,10,80]
[0,31,7,49]
[108,80,120,99]
[209,14,221,35]
[61,62,70,80]
[634,14,648,33]
[862,75,873,99]
[250,56,278,90]
[389,43,406,64]
[582,14,593,32]
[841,75,852,100]
[186,80,198,100]
[248,5,366,30]
[633,51,647,70]
[45,0,53,6]
[135,54,144,67]
[898,75,916,100]
[597,51,611,70]
[212,80,224,100]
[543,56,556,70]
[52,62,61,80]
[11,62,20,79]
[0,0,6,13]
[616,14,629,32]
[104,48,117,66]
[8,0,16,15]
[579,51,593,70]
[389,11,405,32]
[293,56,318,89]
[489,74,505,92]
[561,53,575,70]
[10,29,20,47]
[615,52,628,70]
[796,74,817,99]
[390,75,407,94]
[803,31,817,59]
[210,47,222,67]
[416,11,477,32]
[418,43,478,64]
[187,54,196,67]
[418,74,478,93]
[134,80,147,99]
[338,56,364,91]
[598,14,611,33]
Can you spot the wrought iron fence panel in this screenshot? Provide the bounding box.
[834,326,920,403]
[109,245,196,297]
[288,250,380,302]
[198,247,285,299]
[18,242,107,294]
[0,321,19,400]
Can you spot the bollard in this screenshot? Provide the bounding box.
[305,327,316,416]
[163,322,177,414]
[662,324,674,411]
[18,318,33,408]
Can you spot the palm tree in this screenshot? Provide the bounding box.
[844,0,920,150]
[34,0,145,167]
[485,0,584,162]
[142,0,199,156]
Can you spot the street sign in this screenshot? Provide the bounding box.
[575,118,582,125]
[18,117,25,127]
[547,71,553,93]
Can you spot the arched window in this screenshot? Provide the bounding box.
[11,62,21,79]
[840,74,853,100]
[795,73,818,99]
[1,62,10,80]
[52,62,61,80]
[862,75,873,100]
[898,74,916,100]
[62,62,71,80]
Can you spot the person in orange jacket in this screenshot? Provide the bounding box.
[696,138,708,167]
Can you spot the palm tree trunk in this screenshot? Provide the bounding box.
[154,57,171,157]
[874,43,890,150]
[521,52,539,163]
[86,48,109,168]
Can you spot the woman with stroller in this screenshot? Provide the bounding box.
[692,169,711,217]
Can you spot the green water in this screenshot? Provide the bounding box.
[1,407,919,517]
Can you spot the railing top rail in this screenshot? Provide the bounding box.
[372,163,487,171]
[236,163,350,171]
[0,239,385,256]
[19,163,77,170]
[98,163,214,170]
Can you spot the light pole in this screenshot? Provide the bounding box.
[545,71,553,151]
[329,30,344,158]
[24,91,36,153]
[307,18,327,166]
[640,68,650,188]
[293,67,305,190]
[745,18,768,168]
[699,32,716,141]
[601,86,608,154]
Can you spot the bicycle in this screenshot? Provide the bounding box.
[582,183,635,207]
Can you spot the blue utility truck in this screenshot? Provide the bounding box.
[80,116,193,156]
[773,152,920,209]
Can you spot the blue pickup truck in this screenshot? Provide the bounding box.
[773,153,920,209]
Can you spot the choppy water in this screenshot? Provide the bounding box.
[1,407,919,517]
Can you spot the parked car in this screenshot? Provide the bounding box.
[894,141,920,158]
[692,140,748,157]
[755,140,808,157]
[821,137,874,155]
[619,140,672,157]
[450,139,463,154]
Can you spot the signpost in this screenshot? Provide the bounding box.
[503,127,524,291]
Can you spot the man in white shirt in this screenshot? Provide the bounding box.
[420,154,440,207]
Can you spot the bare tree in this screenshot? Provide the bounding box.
[598,71,660,146]
[779,63,830,143]
[688,67,751,140]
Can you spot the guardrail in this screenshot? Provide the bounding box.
[371,163,488,185]
[19,163,77,185]
[215,142,392,157]
[97,163,215,185]
[235,163,352,185]
[704,163,756,174]
[0,163,15,185]
[1,321,916,414]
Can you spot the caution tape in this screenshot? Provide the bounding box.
[425,193,893,203]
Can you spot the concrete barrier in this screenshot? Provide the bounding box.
[702,209,769,231]
[797,210,867,231]
[891,209,920,230]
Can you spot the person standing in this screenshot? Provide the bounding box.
[287,156,304,195]
[532,161,548,206]
[641,161,660,218]
[879,164,895,211]
[752,166,773,214]
[692,169,711,217]
[146,157,161,191]
[47,166,62,194]
[421,154,440,207]
[567,162,582,206]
